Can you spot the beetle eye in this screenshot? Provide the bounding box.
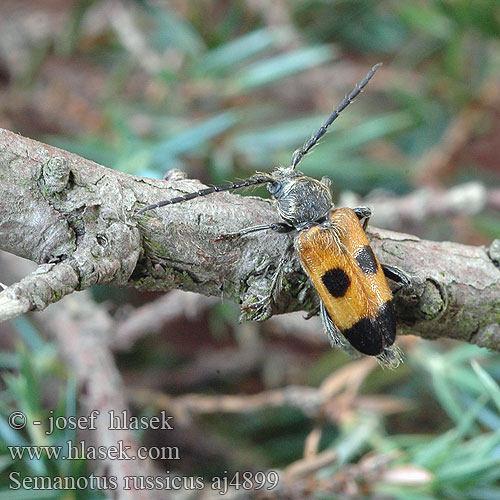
[267,182,282,197]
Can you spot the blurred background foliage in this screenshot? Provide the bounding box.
[0,0,500,499]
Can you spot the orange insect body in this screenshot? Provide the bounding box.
[296,208,397,361]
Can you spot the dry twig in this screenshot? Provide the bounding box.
[339,181,494,231]
[0,128,499,351]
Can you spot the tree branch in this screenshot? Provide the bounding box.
[0,128,499,350]
[0,262,79,321]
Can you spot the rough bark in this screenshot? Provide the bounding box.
[0,128,499,351]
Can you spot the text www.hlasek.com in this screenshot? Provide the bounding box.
[8,440,178,461]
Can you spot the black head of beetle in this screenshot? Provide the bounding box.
[265,167,332,228]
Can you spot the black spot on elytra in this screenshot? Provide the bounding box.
[377,300,396,345]
[342,300,396,356]
[321,268,350,298]
[343,317,383,355]
[355,245,378,274]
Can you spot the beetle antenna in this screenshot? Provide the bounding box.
[291,63,382,169]
[136,175,271,214]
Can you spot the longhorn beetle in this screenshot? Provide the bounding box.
[138,63,410,367]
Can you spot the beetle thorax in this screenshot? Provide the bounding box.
[268,169,333,227]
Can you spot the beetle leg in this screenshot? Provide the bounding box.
[248,243,294,320]
[320,176,332,189]
[382,264,412,295]
[352,206,372,230]
[216,222,294,241]
[382,264,411,286]
[304,304,320,319]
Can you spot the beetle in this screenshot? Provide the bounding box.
[137,63,410,367]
